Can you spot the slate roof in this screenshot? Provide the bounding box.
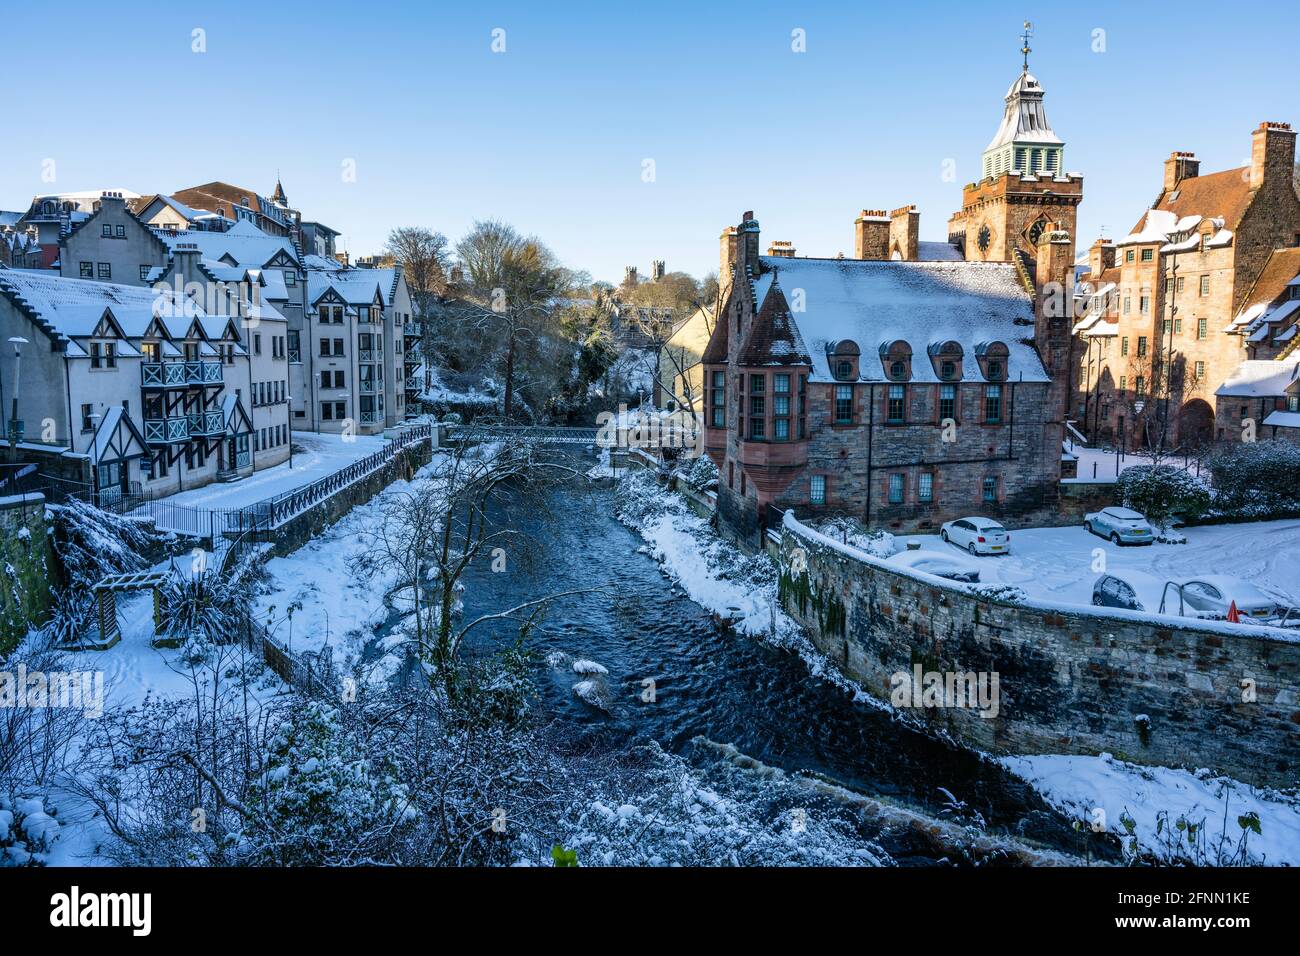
[747,256,1047,384]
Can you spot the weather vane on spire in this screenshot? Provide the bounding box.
[1020,20,1033,72]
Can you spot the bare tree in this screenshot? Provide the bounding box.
[351,437,593,696]
[450,221,585,420]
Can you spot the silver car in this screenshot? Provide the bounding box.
[1084,506,1155,545]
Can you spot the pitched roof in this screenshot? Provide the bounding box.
[738,278,811,366]
[748,256,1047,383]
[1216,358,1300,397]
[1238,247,1300,314]
[156,220,299,269]
[1134,167,1254,234]
[0,270,202,339]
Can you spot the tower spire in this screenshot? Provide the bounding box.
[1020,20,1033,73]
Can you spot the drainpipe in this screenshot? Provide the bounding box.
[864,382,875,528]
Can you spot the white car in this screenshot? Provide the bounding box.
[885,549,982,583]
[940,517,1010,556]
[1177,576,1287,623]
[1084,506,1155,545]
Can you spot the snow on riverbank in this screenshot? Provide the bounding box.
[1000,753,1300,865]
[253,452,447,675]
[614,470,877,705]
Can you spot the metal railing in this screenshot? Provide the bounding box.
[446,423,600,445]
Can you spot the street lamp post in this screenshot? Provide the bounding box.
[7,337,28,452]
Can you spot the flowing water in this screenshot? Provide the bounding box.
[437,469,1102,863]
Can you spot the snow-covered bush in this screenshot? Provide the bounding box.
[1207,441,1300,515]
[812,517,896,558]
[0,794,61,866]
[680,454,718,491]
[158,571,244,645]
[40,587,96,647]
[1115,465,1210,529]
[47,498,165,589]
[238,701,416,866]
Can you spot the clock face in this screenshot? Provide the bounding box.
[977,225,991,253]
[1027,219,1046,247]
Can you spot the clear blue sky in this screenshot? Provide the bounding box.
[4,1,1295,284]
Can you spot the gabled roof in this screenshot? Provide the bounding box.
[156,220,300,269]
[1134,167,1254,235]
[747,256,1047,383]
[0,270,199,340]
[90,405,147,463]
[738,277,811,366]
[306,261,388,307]
[1238,248,1300,316]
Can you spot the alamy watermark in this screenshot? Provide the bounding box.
[890,665,1000,719]
[0,664,104,719]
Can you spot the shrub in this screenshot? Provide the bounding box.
[1206,441,1300,514]
[681,455,718,491]
[1115,465,1210,529]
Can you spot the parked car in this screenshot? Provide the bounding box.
[1084,506,1155,545]
[1091,571,1182,613]
[1178,576,1285,622]
[885,550,981,583]
[940,517,1010,555]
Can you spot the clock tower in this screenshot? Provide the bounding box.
[948,23,1082,267]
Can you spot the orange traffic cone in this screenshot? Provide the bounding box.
[1227,600,1241,624]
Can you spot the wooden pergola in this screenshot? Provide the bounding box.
[90,570,170,648]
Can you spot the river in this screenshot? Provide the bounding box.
[443,467,1105,863]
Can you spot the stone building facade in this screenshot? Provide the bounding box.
[1072,122,1300,449]
[703,210,1070,545]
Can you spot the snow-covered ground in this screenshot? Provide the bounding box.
[158,430,391,511]
[1001,753,1300,865]
[894,519,1300,616]
[1064,443,1204,485]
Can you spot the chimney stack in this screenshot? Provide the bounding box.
[767,240,796,258]
[1251,121,1296,190]
[1088,237,1116,278]
[889,205,920,261]
[853,210,890,260]
[1163,152,1200,192]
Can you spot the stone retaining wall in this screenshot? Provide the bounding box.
[778,515,1300,788]
[0,494,55,653]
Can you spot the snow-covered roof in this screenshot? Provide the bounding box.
[0,269,199,338]
[749,256,1048,384]
[1215,359,1300,398]
[157,220,300,269]
[1263,410,1300,429]
[916,240,964,262]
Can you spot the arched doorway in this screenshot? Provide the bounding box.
[1178,399,1214,450]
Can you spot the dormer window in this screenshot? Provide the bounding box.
[929,340,964,380]
[879,340,912,381]
[975,341,1009,381]
[828,339,861,381]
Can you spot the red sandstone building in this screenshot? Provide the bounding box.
[1072,122,1300,450]
[702,55,1078,543]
